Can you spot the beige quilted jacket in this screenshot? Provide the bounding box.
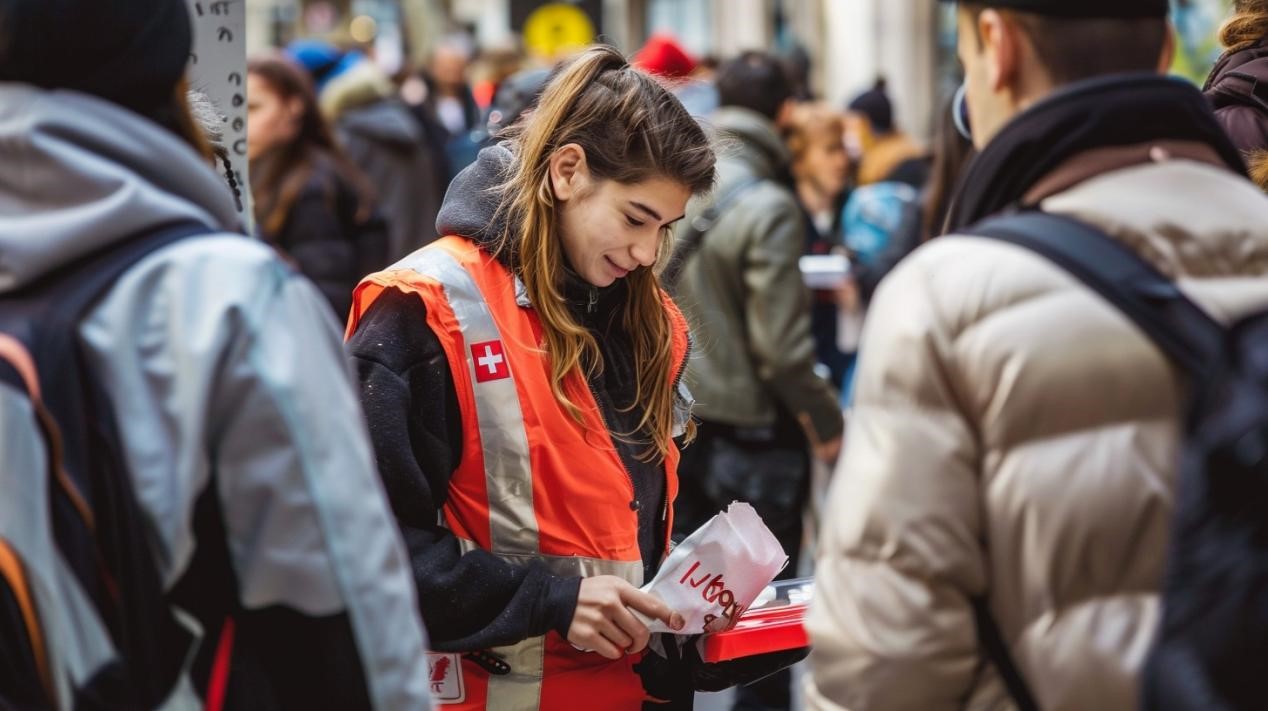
[805,149,1268,710]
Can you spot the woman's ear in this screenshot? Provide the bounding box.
[285,95,305,127]
[549,143,589,202]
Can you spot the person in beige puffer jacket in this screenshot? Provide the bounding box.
[805,2,1268,710]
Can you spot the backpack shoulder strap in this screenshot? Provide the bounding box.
[662,175,764,291]
[0,538,52,706]
[970,210,1223,377]
[2,221,213,499]
[963,210,1226,710]
[970,596,1038,711]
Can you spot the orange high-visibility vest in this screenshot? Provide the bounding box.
[347,237,690,710]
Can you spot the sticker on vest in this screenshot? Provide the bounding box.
[470,340,511,382]
[427,652,465,703]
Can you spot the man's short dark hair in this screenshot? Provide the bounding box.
[963,4,1168,85]
[716,51,792,121]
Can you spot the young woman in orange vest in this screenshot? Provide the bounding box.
[346,46,739,708]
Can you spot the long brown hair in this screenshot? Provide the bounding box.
[496,45,715,461]
[1221,0,1268,50]
[247,53,375,236]
[923,96,975,241]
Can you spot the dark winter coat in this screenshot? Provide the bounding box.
[336,99,445,260]
[262,154,387,318]
[1205,41,1268,156]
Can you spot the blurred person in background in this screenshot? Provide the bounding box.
[289,40,446,261]
[470,43,526,111]
[635,33,718,118]
[784,102,851,389]
[670,51,844,711]
[424,37,482,139]
[473,66,552,150]
[845,78,928,187]
[848,96,975,307]
[836,97,974,406]
[1205,0,1268,189]
[0,0,431,707]
[247,54,387,318]
[635,32,697,81]
[443,43,527,179]
[779,44,815,103]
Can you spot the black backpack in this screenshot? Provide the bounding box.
[967,210,1268,711]
[0,221,214,708]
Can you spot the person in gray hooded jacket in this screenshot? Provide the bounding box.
[0,0,431,708]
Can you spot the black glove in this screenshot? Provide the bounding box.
[634,633,811,704]
[687,643,810,693]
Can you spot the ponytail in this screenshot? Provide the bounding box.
[1221,0,1268,50]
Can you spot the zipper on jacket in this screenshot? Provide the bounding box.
[586,287,598,313]
[584,375,639,512]
[665,335,693,541]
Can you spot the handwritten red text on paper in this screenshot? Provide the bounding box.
[678,560,747,632]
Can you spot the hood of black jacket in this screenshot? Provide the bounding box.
[338,99,423,149]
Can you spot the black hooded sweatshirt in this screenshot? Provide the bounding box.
[346,145,677,653]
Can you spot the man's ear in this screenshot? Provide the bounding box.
[1158,20,1177,74]
[549,143,589,202]
[980,9,1020,94]
[775,98,797,130]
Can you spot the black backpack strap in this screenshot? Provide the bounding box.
[963,210,1226,711]
[662,176,764,291]
[0,220,214,706]
[4,221,212,499]
[971,597,1039,711]
[970,210,1223,378]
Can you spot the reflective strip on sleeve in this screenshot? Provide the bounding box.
[455,538,643,587]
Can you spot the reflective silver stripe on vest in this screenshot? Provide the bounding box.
[396,248,539,556]
[456,538,643,587]
[455,539,642,711]
[399,246,644,711]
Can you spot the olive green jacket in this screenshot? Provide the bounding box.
[672,107,843,444]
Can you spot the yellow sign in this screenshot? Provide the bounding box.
[523,3,595,58]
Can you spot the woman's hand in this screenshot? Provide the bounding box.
[567,576,685,660]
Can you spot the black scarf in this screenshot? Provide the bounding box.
[946,74,1246,232]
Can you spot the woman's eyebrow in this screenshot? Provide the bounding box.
[629,201,663,222]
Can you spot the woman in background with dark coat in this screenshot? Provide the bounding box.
[248,54,387,317]
[1205,0,1268,189]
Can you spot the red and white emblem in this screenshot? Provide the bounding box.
[470,340,510,383]
[426,652,465,703]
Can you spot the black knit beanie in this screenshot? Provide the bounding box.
[939,0,1167,18]
[848,79,894,134]
[0,0,192,119]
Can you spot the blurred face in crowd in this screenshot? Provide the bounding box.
[549,144,691,288]
[246,72,302,161]
[431,46,469,94]
[793,123,850,200]
[842,112,871,162]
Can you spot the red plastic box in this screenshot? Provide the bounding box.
[701,577,813,663]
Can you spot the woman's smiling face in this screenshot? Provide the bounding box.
[550,144,692,287]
